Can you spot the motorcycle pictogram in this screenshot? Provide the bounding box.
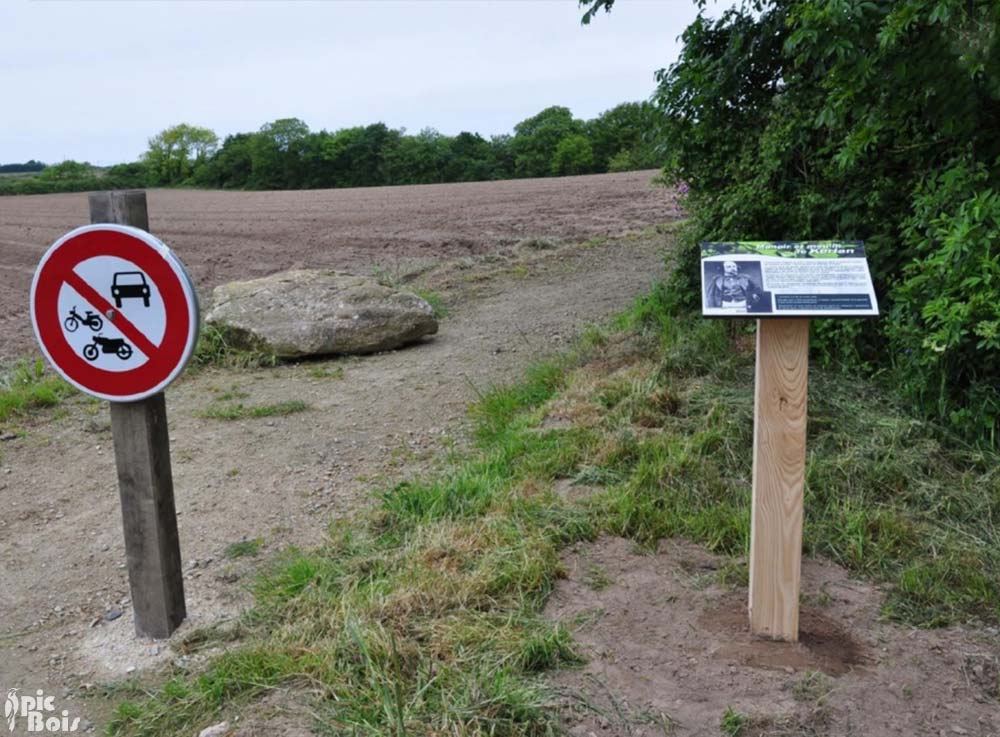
[82,335,133,361]
[64,305,104,333]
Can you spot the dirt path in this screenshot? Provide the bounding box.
[0,233,671,732]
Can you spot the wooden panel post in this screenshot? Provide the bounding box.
[90,191,186,639]
[748,318,809,641]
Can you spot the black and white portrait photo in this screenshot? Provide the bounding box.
[703,260,772,314]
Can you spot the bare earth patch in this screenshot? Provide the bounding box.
[0,170,674,360]
[546,537,1000,737]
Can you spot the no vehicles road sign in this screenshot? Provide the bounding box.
[30,224,199,402]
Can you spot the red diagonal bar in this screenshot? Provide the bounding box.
[64,270,161,360]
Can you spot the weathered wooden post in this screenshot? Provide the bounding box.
[30,190,198,639]
[701,241,878,642]
[91,192,186,638]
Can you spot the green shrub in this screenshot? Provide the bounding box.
[890,159,1000,442]
[609,0,1000,445]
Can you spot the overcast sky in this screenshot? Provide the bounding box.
[1,0,705,166]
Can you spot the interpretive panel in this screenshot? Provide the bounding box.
[701,241,878,318]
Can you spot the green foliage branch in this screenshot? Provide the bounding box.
[588,0,1000,445]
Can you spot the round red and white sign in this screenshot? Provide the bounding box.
[30,224,199,402]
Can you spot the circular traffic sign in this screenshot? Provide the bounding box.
[30,224,199,402]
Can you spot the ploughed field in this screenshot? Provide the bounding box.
[0,170,673,360]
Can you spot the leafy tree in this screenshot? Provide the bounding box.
[384,128,449,185]
[579,0,615,24]
[550,134,594,176]
[510,106,585,178]
[587,101,663,172]
[198,133,254,188]
[321,123,400,188]
[248,119,311,189]
[145,124,218,185]
[445,132,496,182]
[259,118,310,152]
[104,161,150,189]
[288,131,334,189]
[39,160,91,181]
[489,134,516,179]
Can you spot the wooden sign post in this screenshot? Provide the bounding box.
[748,318,809,641]
[90,191,187,639]
[31,190,198,639]
[700,241,878,642]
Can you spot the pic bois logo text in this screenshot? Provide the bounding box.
[5,689,81,733]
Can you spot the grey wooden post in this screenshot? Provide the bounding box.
[89,191,186,639]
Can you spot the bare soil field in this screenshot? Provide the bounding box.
[0,170,670,359]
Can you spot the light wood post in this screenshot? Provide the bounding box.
[748,318,809,641]
[89,191,186,639]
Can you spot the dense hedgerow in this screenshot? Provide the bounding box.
[586,0,1000,445]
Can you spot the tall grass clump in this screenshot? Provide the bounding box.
[0,359,74,425]
[191,324,278,370]
[591,287,1000,625]
[108,361,596,735]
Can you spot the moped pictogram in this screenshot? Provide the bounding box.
[82,335,133,361]
[64,306,104,333]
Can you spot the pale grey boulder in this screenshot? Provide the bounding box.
[205,269,438,358]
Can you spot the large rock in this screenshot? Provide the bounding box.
[205,270,438,358]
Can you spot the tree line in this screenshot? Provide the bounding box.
[0,102,663,195]
[0,160,44,174]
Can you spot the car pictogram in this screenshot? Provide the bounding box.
[111,271,151,308]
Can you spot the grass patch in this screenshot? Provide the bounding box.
[108,278,1000,735]
[192,324,278,369]
[595,292,1000,626]
[412,288,449,319]
[582,564,612,591]
[109,354,596,734]
[209,385,249,402]
[791,671,833,705]
[224,538,264,559]
[0,359,74,426]
[200,400,309,421]
[721,707,749,737]
[308,364,345,380]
